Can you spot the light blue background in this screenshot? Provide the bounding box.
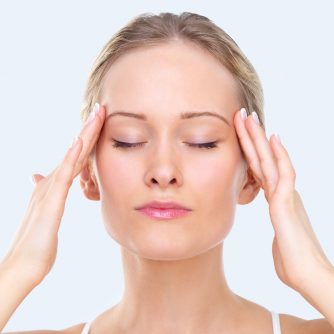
[1,0,333,331]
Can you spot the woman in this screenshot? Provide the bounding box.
[1,11,334,334]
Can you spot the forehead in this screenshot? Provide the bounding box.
[99,40,241,122]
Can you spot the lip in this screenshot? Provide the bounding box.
[135,200,192,220]
[136,207,191,219]
[135,200,192,210]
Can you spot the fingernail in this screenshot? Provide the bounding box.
[87,103,100,124]
[70,136,79,149]
[30,175,36,186]
[274,133,281,144]
[251,111,260,125]
[240,108,247,121]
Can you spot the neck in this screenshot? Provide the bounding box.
[110,243,244,333]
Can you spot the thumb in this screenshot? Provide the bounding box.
[30,174,45,185]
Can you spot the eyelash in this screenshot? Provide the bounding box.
[111,139,219,150]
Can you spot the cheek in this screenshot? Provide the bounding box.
[94,147,141,243]
[95,149,139,197]
[191,159,233,188]
[186,147,241,198]
[186,145,243,229]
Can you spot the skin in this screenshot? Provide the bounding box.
[2,39,333,334]
[81,40,334,333]
[79,39,267,333]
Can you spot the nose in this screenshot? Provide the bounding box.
[144,142,183,189]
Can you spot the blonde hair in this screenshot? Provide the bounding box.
[80,11,265,129]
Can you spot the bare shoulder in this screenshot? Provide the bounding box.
[280,313,334,334]
[3,322,86,334]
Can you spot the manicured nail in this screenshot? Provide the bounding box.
[30,175,36,186]
[70,136,79,149]
[251,111,260,125]
[240,108,247,121]
[87,103,100,124]
[274,133,281,144]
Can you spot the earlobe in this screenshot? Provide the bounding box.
[79,163,100,201]
[237,168,261,205]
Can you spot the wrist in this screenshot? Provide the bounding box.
[295,255,334,293]
[0,260,39,330]
[0,259,42,289]
[297,261,334,301]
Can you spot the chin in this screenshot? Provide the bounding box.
[118,231,224,261]
[102,209,230,261]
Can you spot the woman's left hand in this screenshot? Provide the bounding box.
[234,107,333,294]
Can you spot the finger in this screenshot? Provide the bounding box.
[234,108,265,186]
[269,134,296,194]
[30,174,45,185]
[43,136,83,231]
[8,136,81,255]
[244,111,279,198]
[10,173,49,251]
[30,104,105,201]
[72,103,106,176]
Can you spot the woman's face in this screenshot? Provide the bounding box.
[89,40,253,260]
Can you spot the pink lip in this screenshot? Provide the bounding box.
[135,200,192,220]
[135,200,192,210]
[136,207,191,220]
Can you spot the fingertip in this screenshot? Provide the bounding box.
[97,104,106,123]
[71,136,80,148]
[240,108,247,121]
[270,133,290,162]
[100,103,106,115]
[66,135,83,159]
[274,133,281,144]
[69,136,83,151]
[30,174,36,186]
[270,133,281,148]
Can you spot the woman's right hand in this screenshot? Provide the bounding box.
[1,103,105,286]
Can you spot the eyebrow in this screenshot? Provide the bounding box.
[106,110,231,127]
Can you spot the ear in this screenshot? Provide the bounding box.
[80,162,100,201]
[237,167,261,205]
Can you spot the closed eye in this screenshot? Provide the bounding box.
[111,140,144,149]
[186,141,218,149]
[111,139,219,150]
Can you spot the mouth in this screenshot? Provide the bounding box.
[135,200,192,210]
[135,207,192,220]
